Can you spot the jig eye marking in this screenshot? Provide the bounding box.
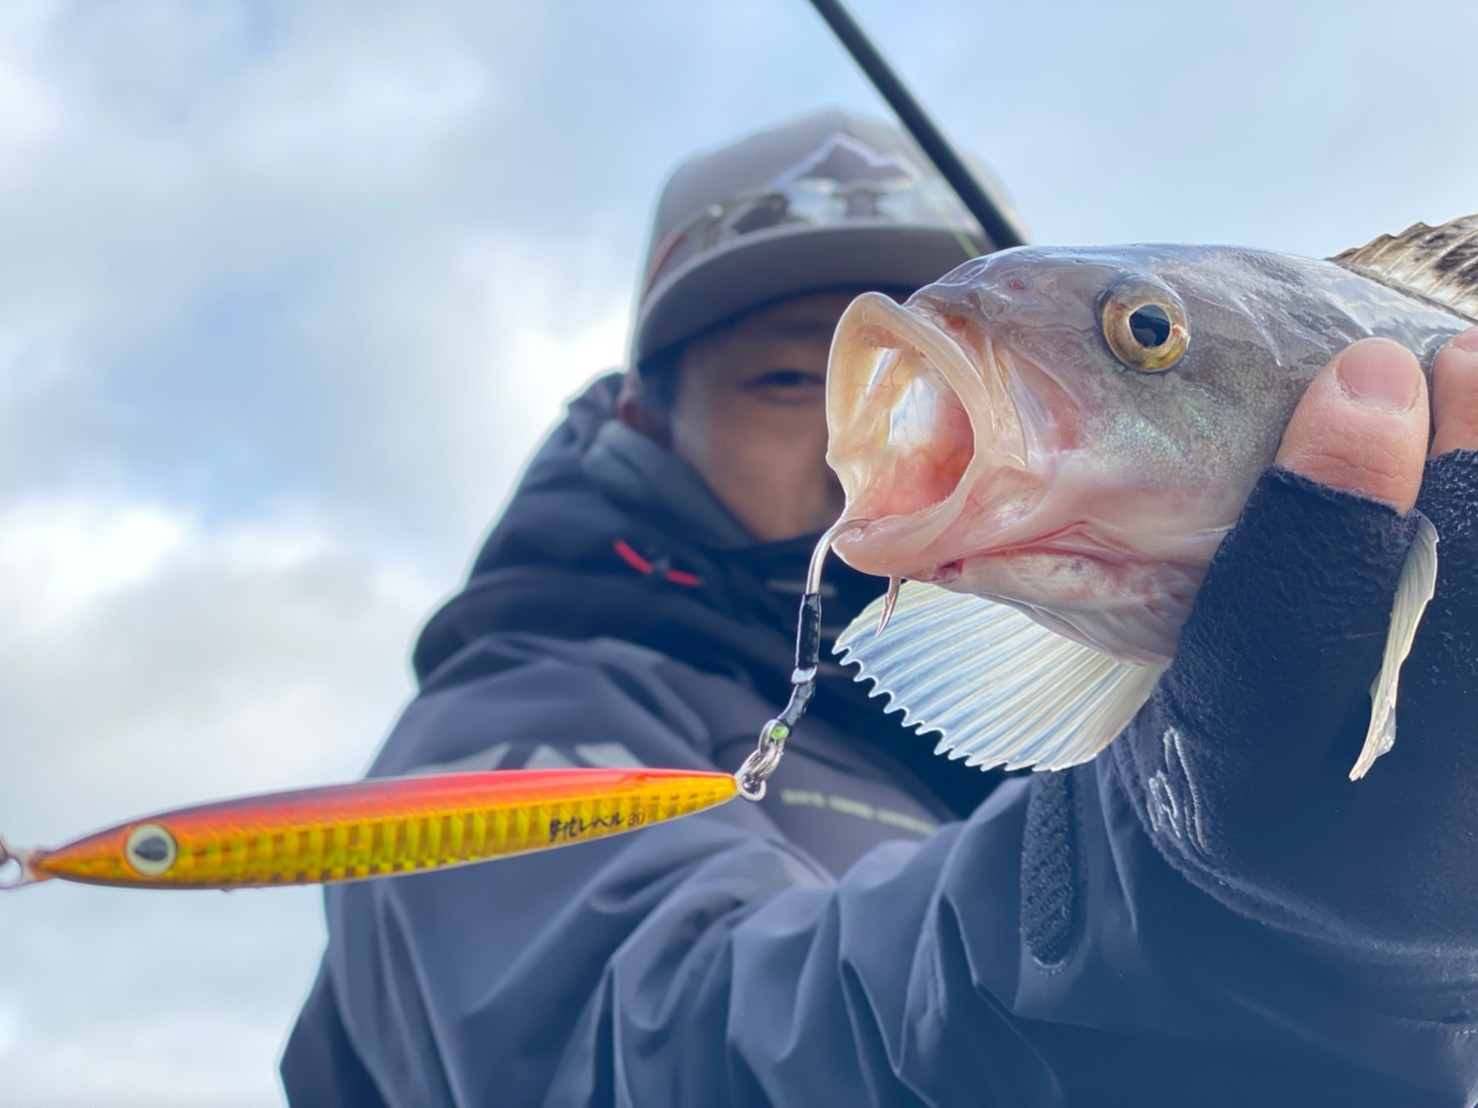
[125,823,178,877]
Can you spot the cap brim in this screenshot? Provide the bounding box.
[632,222,989,362]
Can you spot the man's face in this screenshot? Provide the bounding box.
[667,290,870,543]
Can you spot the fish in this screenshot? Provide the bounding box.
[0,767,737,890]
[824,215,1478,781]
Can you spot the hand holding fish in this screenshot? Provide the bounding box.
[1119,328,1478,953]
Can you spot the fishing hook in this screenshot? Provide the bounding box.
[736,517,870,801]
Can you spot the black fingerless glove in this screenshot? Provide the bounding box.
[1113,451,1478,961]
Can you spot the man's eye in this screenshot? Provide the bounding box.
[749,371,824,391]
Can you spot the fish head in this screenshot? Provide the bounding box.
[826,244,1338,662]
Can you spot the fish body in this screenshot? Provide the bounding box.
[0,768,737,890]
[826,216,1476,776]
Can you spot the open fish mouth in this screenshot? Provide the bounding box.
[825,291,1044,576]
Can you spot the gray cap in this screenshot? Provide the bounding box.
[629,108,1014,366]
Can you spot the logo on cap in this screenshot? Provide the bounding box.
[776,133,920,219]
[642,133,970,298]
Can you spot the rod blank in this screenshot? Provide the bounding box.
[806,0,1028,250]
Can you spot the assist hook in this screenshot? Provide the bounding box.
[735,517,869,800]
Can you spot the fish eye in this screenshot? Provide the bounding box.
[1100,276,1189,373]
[125,822,178,877]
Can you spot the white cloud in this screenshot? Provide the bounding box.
[1,886,327,1108]
[0,996,19,1058]
[223,18,490,190]
[0,44,64,177]
[0,498,190,632]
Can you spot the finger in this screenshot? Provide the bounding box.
[1430,326,1478,458]
[1275,338,1429,514]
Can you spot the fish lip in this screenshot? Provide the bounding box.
[825,292,1029,574]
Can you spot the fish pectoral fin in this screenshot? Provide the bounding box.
[1350,511,1440,781]
[833,580,1166,772]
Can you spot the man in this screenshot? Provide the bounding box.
[281,109,1478,1105]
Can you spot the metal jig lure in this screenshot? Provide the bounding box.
[0,768,737,891]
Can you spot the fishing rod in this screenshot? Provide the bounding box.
[805,0,1029,251]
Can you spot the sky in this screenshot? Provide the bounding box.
[0,0,1474,1104]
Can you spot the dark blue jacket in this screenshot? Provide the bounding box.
[281,376,1478,1106]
